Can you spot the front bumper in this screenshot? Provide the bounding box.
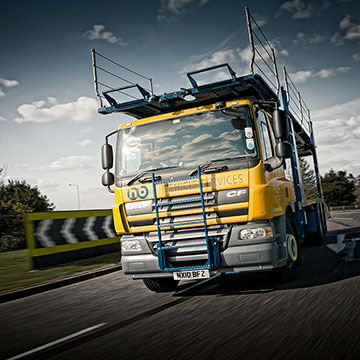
[121,222,284,279]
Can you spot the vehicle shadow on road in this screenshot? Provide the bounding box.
[174,227,360,297]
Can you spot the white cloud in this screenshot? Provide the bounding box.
[181,41,288,84]
[330,31,344,45]
[353,54,360,62]
[312,97,360,175]
[290,70,314,83]
[14,155,97,173]
[317,66,350,78]
[35,178,59,191]
[84,24,128,46]
[238,42,288,64]
[0,77,19,87]
[322,1,330,10]
[252,14,268,27]
[280,0,314,19]
[331,14,360,45]
[78,139,93,146]
[340,14,360,40]
[312,98,360,145]
[0,77,19,97]
[40,155,97,172]
[0,116,6,122]
[160,0,193,15]
[180,48,243,85]
[290,66,351,83]
[292,32,326,46]
[183,49,238,73]
[157,0,209,21]
[14,96,98,124]
[14,163,33,170]
[47,96,58,105]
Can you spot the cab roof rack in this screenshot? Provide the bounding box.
[91,6,282,120]
[93,60,279,119]
[91,6,314,156]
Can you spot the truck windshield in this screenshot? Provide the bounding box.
[116,106,257,178]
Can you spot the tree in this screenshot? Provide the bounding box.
[299,157,317,200]
[321,169,356,206]
[0,177,55,251]
[354,176,360,205]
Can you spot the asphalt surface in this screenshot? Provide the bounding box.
[1,211,360,360]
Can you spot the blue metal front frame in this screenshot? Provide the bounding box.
[281,87,306,240]
[151,167,221,272]
[281,86,324,239]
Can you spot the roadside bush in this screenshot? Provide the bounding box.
[0,178,54,251]
[0,234,24,251]
[321,169,356,206]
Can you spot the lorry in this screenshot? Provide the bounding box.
[92,7,327,292]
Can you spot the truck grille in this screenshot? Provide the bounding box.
[125,188,249,229]
[146,225,231,266]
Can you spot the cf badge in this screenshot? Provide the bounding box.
[226,189,248,198]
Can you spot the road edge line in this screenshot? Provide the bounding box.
[0,265,121,304]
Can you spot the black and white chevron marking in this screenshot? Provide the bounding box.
[33,215,117,248]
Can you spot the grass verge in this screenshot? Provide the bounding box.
[0,249,120,294]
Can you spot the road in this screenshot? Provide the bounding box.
[327,209,360,232]
[1,211,360,360]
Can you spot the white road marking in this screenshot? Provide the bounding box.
[330,217,353,221]
[327,234,346,254]
[83,217,99,240]
[102,215,116,238]
[60,218,78,244]
[35,219,55,247]
[6,323,107,360]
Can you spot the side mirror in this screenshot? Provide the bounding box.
[275,142,292,159]
[102,171,115,186]
[101,144,113,170]
[273,109,289,141]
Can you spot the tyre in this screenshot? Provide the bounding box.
[306,206,326,246]
[142,278,179,292]
[320,203,328,235]
[272,216,299,283]
[307,228,324,246]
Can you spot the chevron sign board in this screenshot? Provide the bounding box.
[25,210,120,269]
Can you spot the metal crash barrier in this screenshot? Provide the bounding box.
[25,210,119,269]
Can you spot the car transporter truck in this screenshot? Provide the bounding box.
[92,7,327,292]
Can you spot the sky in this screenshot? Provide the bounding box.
[0,0,359,210]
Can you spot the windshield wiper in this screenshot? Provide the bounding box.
[188,156,246,176]
[127,166,180,186]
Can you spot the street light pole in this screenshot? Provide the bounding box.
[69,184,81,210]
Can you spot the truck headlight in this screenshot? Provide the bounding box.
[240,227,273,240]
[121,240,142,252]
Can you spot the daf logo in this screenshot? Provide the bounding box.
[226,189,248,198]
[126,200,152,210]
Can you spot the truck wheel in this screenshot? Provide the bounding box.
[305,205,326,246]
[142,278,179,292]
[308,227,325,246]
[320,203,328,235]
[272,217,299,283]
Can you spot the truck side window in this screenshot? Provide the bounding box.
[257,111,273,161]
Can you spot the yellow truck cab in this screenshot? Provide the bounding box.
[92,7,326,292]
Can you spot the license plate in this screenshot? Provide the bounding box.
[173,269,210,280]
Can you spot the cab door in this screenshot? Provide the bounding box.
[256,109,286,216]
